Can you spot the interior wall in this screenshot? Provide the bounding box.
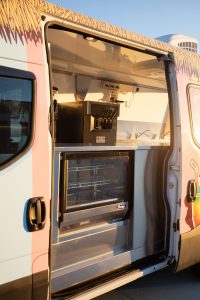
[52,72,76,102]
[117,92,169,140]
[52,70,169,142]
[49,28,170,144]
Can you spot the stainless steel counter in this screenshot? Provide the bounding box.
[55,142,170,152]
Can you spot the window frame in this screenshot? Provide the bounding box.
[187,83,200,149]
[0,66,36,170]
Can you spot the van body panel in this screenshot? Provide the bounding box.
[0,25,51,298]
[0,32,33,285]
[177,225,200,271]
[0,274,32,300]
[0,270,48,300]
[0,152,33,284]
[176,72,200,270]
[1,0,200,298]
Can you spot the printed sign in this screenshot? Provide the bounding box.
[96,136,106,144]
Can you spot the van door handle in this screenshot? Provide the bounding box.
[188,180,197,202]
[26,197,46,232]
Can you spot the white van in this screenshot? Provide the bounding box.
[0,1,200,299]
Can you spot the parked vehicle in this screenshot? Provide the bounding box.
[1,1,200,299]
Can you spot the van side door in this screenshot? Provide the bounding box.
[0,62,51,299]
[176,77,200,271]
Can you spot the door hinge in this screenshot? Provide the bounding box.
[158,54,174,63]
[173,219,180,232]
[167,256,175,265]
[170,165,180,171]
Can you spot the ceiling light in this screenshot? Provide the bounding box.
[83,36,97,42]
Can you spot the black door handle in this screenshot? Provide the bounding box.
[188,180,197,202]
[26,197,46,232]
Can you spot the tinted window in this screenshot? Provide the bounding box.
[0,77,33,166]
[188,85,200,146]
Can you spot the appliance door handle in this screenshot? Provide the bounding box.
[26,197,46,232]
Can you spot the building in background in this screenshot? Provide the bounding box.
[156,34,198,53]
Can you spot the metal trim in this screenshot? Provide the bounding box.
[187,83,200,150]
[62,201,129,225]
[61,260,169,300]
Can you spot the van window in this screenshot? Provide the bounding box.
[188,85,200,146]
[0,76,33,167]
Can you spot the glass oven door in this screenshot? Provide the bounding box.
[60,151,131,225]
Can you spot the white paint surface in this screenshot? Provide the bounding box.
[0,38,33,284]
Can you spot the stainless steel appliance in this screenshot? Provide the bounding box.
[51,145,168,293]
[55,101,120,145]
[59,151,130,227]
[51,150,132,292]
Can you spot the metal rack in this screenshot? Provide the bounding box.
[61,150,130,214]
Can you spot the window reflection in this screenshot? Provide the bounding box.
[0,77,33,166]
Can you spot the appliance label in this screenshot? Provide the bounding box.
[96,136,106,144]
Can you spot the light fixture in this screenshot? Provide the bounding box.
[83,35,97,42]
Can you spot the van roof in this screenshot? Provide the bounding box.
[1,0,200,79]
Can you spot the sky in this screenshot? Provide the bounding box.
[48,0,200,43]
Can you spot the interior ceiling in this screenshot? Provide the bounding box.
[48,28,167,90]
